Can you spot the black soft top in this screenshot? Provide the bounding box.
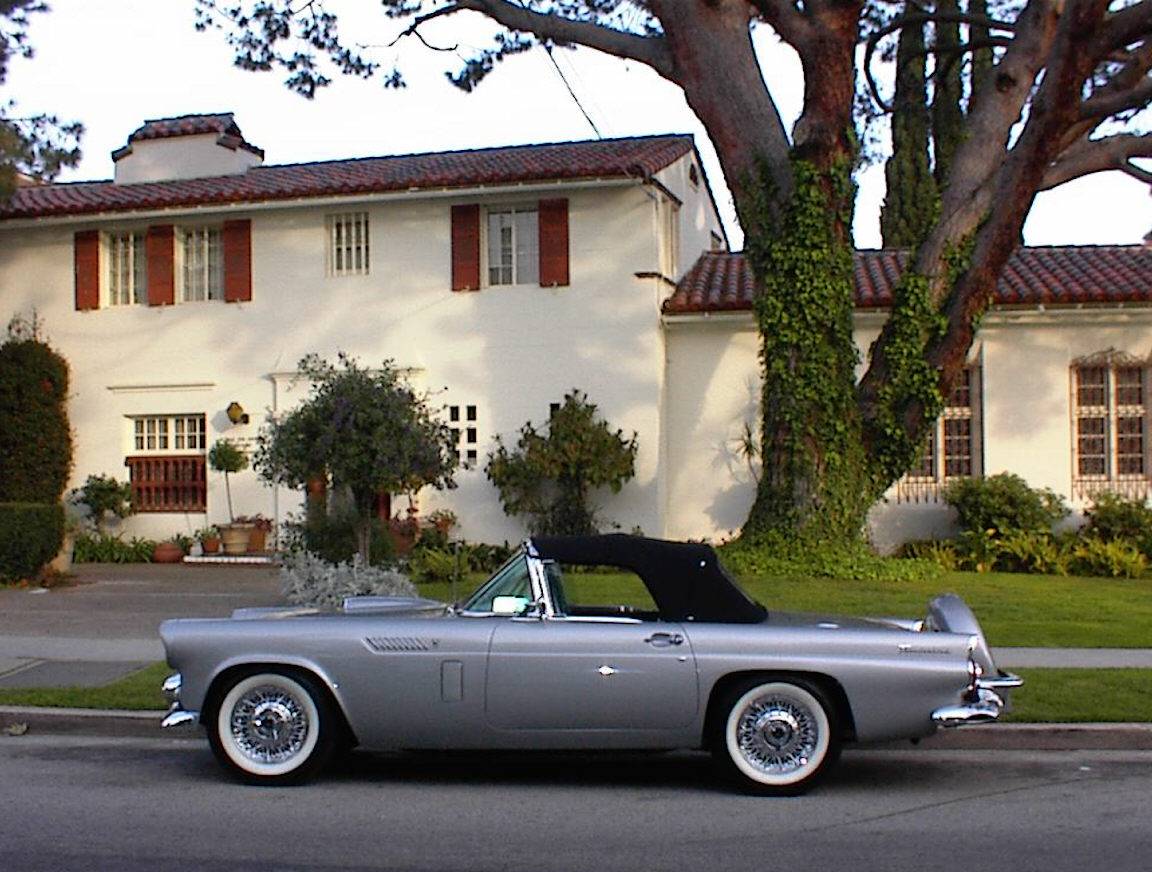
[529,534,767,624]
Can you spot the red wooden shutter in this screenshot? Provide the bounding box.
[538,198,569,287]
[73,230,100,311]
[146,225,175,306]
[451,204,481,292]
[223,219,252,303]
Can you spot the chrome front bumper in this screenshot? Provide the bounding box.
[932,670,1023,727]
[160,672,200,730]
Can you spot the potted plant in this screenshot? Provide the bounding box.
[152,535,187,564]
[209,439,251,555]
[234,514,273,552]
[198,525,221,554]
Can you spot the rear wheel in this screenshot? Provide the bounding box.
[208,669,336,786]
[713,678,839,795]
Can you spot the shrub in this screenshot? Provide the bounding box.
[209,439,248,522]
[944,473,1068,537]
[1084,493,1152,555]
[72,532,156,563]
[720,533,941,582]
[898,540,960,572]
[407,546,461,584]
[996,531,1070,576]
[0,322,73,504]
[279,507,395,567]
[71,474,133,532]
[280,551,416,609]
[485,390,637,536]
[1068,537,1148,579]
[0,502,64,582]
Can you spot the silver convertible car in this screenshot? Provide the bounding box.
[160,535,1020,794]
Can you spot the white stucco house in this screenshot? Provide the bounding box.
[1,113,1149,550]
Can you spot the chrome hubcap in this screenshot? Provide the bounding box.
[736,698,819,776]
[229,686,310,764]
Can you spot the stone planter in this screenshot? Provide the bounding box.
[220,524,254,555]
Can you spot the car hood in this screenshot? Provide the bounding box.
[230,596,449,621]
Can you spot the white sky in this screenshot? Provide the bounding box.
[8,0,1151,249]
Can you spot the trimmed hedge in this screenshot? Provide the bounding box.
[0,502,65,582]
[0,338,73,503]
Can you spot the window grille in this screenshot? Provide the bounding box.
[447,404,479,468]
[1073,361,1149,498]
[328,212,370,276]
[896,367,982,502]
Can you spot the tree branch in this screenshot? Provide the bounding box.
[1096,0,1152,54]
[446,0,675,79]
[747,0,815,48]
[1040,132,1152,189]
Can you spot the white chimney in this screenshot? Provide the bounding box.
[112,113,263,185]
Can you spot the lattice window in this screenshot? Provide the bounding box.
[487,208,538,286]
[447,404,478,468]
[328,212,370,276]
[180,227,223,301]
[106,232,147,306]
[896,367,982,502]
[127,414,208,512]
[1073,361,1149,498]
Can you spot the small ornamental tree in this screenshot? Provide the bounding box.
[209,438,249,523]
[254,353,456,562]
[72,474,132,533]
[486,390,638,536]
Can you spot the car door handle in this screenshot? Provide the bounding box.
[644,632,684,647]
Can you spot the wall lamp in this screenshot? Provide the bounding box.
[226,401,250,425]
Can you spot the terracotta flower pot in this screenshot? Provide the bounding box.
[201,536,221,554]
[246,527,267,553]
[152,541,185,563]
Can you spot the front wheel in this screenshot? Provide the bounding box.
[208,669,336,786]
[714,678,839,795]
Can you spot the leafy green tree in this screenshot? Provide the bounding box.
[72,474,132,533]
[485,390,638,536]
[199,0,1152,548]
[930,0,965,185]
[0,312,71,503]
[0,1,82,200]
[255,354,456,561]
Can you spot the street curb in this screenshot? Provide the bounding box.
[3,705,1151,749]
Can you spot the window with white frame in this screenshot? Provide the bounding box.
[132,415,208,453]
[126,414,208,513]
[487,207,538,286]
[1073,358,1149,498]
[180,227,224,301]
[898,367,982,500]
[106,231,147,306]
[328,212,370,276]
[447,404,478,468]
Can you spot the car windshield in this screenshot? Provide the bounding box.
[460,553,535,614]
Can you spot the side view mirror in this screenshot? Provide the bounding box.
[492,595,531,615]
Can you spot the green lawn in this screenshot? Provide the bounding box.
[1006,669,1152,722]
[1,661,1148,724]
[423,568,1152,648]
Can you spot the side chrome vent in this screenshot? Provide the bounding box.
[363,636,437,653]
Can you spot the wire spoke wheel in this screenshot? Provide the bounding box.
[718,679,837,795]
[210,670,335,785]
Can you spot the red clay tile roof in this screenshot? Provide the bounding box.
[1,134,694,220]
[126,113,241,143]
[665,247,1152,313]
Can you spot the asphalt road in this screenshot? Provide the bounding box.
[3,735,1151,872]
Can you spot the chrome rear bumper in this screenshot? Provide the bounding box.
[932,688,1006,727]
